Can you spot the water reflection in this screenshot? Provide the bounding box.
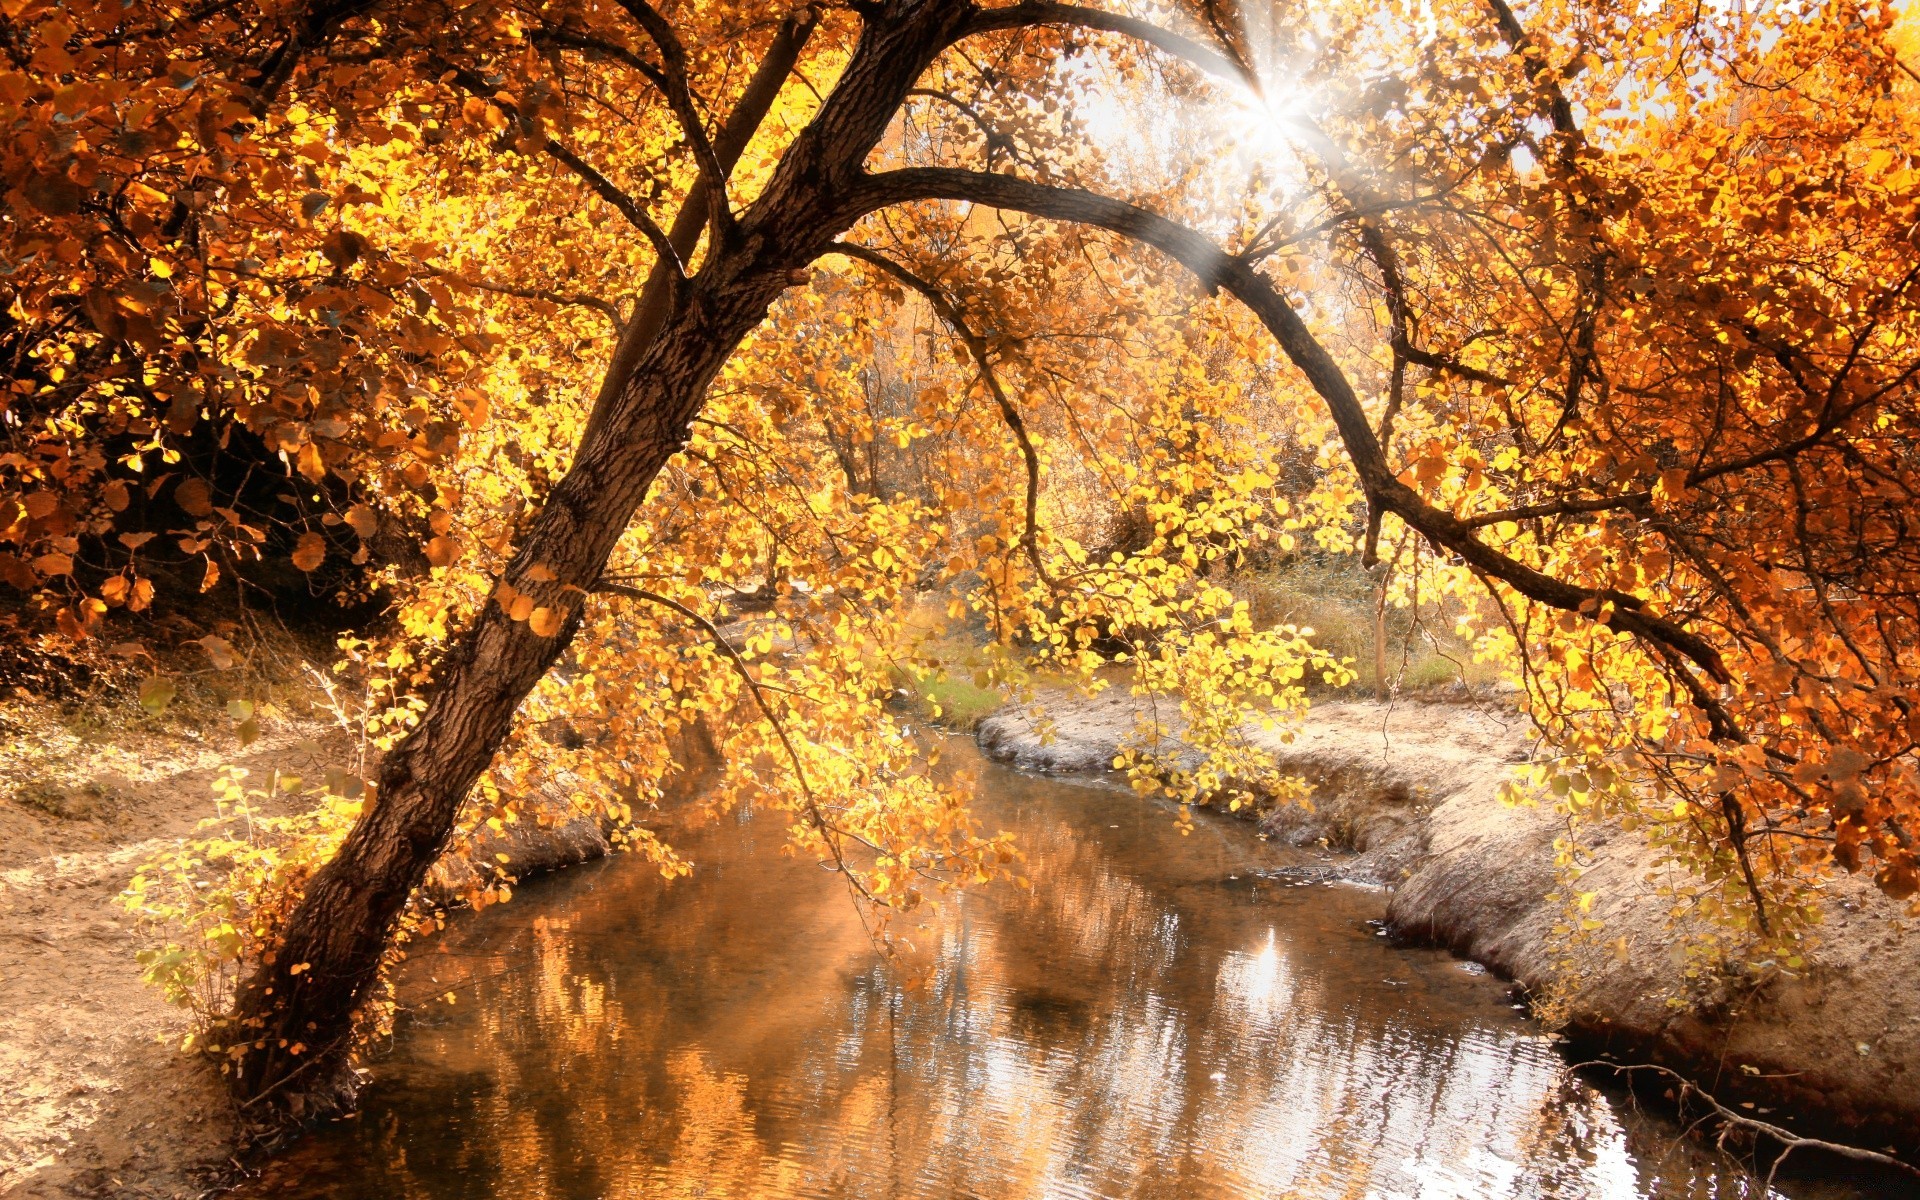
[250,748,1857,1199]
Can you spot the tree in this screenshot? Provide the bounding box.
[7,0,1917,1111]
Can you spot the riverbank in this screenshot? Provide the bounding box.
[9,677,1915,1195]
[977,690,1920,1162]
[0,700,690,1200]
[0,707,344,1199]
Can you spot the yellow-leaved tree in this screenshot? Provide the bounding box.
[4,0,1918,1114]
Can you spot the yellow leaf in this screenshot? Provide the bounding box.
[138,675,176,713]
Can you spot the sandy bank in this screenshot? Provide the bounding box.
[1,724,348,1200]
[977,691,1920,1159]
[2,718,709,1200]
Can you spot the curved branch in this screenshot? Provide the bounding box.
[537,141,685,278]
[841,166,1735,701]
[533,27,670,90]
[612,0,736,244]
[432,270,620,327]
[584,7,818,442]
[593,581,884,908]
[958,1,1254,90]
[442,63,684,276]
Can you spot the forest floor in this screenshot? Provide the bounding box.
[0,692,345,1200]
[978,688,1920,1165]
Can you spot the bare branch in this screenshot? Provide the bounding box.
[1571,1061,1920,1189]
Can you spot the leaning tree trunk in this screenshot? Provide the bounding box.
[227,297,764,1109]
[227,0,974,1111]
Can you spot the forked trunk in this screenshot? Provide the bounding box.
[225,0,974,1113]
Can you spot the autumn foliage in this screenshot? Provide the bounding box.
[5,0,1919,1107]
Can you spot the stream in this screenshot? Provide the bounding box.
[246,743,1881,1199]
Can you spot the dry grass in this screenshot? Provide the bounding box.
[1235,554,1506,700]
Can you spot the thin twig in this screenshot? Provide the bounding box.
[592,580,886,909]
[1572,1060,1920,1189]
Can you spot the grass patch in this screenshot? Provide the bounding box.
[1235,553,1508,700]
[892,665,1007,731]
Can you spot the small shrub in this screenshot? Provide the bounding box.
[14,778,121,821]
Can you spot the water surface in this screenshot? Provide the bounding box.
[249,746,1879,1199]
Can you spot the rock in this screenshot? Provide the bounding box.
[420,798,613,907]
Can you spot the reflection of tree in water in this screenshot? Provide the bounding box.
[250,766,1830,1199]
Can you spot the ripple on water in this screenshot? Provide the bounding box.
[245,746,1865,1200]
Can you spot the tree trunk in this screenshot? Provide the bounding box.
[227,287,769,1109]
[226,0,973,1114]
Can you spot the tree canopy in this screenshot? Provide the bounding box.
[5,0,1919,1107]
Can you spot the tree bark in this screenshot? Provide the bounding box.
[227,0,975,1111]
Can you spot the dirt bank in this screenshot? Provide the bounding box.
[0,713,346,1200]
[1,706,706,1199]
[977,691,1920,1160]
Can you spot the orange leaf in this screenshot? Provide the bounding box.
[345,504,378,539]
[296,443,327,483]
[291,532,326,572]
[175,478,213,517]
[197,635,237,669]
